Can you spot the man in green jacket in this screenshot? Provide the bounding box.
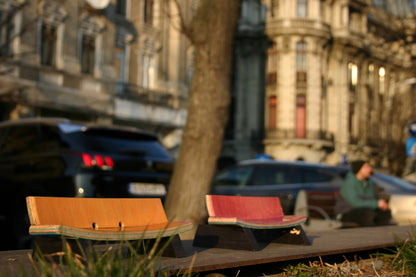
[335,160,391,227]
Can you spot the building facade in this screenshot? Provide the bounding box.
[260,0,416,172]
[0,0,192,154]
[220,0,270,166]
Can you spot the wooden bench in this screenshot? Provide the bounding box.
[294,189,343,230]
[305,190,340,219]
[26,196,193,257]
[193,195,310,250]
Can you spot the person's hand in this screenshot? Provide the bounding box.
[378,199,389,211]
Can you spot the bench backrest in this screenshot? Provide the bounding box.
[206,195,284,219]
[26,197,168,229]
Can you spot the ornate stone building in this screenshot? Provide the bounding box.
[259,0,416,171]
[0,0,191,154]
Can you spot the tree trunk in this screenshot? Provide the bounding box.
[164,0,241,238]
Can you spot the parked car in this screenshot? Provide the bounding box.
[0,118,174,250]
[212,159,347,215]
[212,159,416,226]
[370,172,416,225]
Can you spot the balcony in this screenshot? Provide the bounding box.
[114,82,188,110]
[265,128,334,150]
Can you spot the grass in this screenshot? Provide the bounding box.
[276,227,416,277]
[9,227,416,276]
[19,236,194,277]
[388,225,416,275]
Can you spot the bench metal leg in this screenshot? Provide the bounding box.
[193,224,311,251]
[193,224,262,251]
[252,225,311,245]
[32,236,91,263]
[134,235,187,258]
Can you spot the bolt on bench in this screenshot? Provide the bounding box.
[193,195,310,251]
[26,196,193,257]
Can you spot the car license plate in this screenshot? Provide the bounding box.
[128,183,167,196]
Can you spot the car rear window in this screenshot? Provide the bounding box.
[248,165,335,186]
[214,166,254,186]
[62,130,171,159]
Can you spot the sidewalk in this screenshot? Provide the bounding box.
[0,224,413,276]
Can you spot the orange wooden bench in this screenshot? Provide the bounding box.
[26,196,192,257]
[193,195,310,250]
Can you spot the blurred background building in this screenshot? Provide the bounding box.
[221,0,416,176]
[1,0,416,175]
[0,0,191,156]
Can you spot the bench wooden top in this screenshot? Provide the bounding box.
[206,195,307,229]
[26,197,192,240]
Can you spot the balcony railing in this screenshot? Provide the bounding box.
[114,82,188,110]
[11,61,188,111]
[266,128,334,144]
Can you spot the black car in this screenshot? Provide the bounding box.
[212,159,348,215]
[0,118,173,250]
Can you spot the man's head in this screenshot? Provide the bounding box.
[351,160,372,180]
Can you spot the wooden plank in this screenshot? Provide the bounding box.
[0,225,413,276]
[160,225,415,274]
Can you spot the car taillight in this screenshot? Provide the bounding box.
[82,154,94,166]
[105,156,114,167]
[94,155,104,167]
[82,153,114,169]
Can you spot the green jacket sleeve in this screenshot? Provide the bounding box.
[340,171,378,209]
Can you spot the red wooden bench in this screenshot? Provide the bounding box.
[193,195,310,250]
[26,196,193,257]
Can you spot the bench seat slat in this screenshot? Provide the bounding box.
[193,195,311,250]
[206,195,307,229]
[208,215,307,229]
[29,222,193,240]
[26,196,192,240]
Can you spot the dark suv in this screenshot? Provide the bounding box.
[0,118,173,250]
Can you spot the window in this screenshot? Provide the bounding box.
[116,0,126,16]
[144,0,153,24]
[271,0,279,17]
[348,102,354,134]
[0,11,13,57]
[186,48,194,84]
[297,0,307,17]
[38,2,67,68]
[79,15,103,76]
[303,168,334,183]
[296,94,306,138]
[268,96,277,130]
[141,53,155,88]
[296,41,307,89]
[213,166,254,186]
[40,24,57,66]
[267,42,277,85]
[114,45,126,81]
[368,64,374,85]
[296,42,306,71]
[251,166,288,186]
[348,62,358,91]
[80,33,95,74]
[379,67,385,96]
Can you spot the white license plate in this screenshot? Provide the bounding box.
[128,183,167,196]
